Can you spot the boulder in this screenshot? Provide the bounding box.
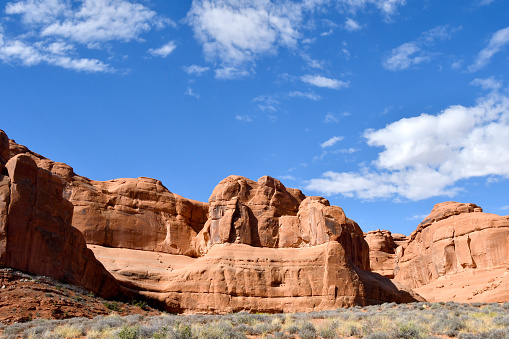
[394,201,509,289]
[0,154,119,298]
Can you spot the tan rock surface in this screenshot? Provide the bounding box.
[395,201,509,289]
[91,243,422,313]
[365,229,406,278]
[0,154,119,298]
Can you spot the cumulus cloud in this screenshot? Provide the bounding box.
[183,64,210,75]
[148,41,177,58]
[320,136,344,148]
[1,0,170,72]
[187,0,302,68]
[301,74,349,89]
[307,88,509,200]
[469,26,509,72]
[186,0,408,75]
[383,25,459,71]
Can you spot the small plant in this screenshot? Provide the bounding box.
[118,325,139,339]
[103,301,120,311]
[132,299,149,310]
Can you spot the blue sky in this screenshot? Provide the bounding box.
[1,0,508,235]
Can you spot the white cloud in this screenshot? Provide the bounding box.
[214,66,250,79]
[307,89,509,201]
[279,175,296,181]
[40,0,162,43]
[469,26,509,72]
[336,0,407,17]
[2,0,171,72]
[301,74,349,89]
[148,41,176,58]
[235,114,253,122]
[501,205,509,211]
[383,25,459,71]
[187,0,302,68]
[185,87,200,98]
[383,43,427,71]
[320,136,344,148]
[288,91,321,100]
[344,18,362,31]
[183,64,210,75]
[0,32,110,72]
[471,77,502,91]
[324,112,339,123]
[6,0,69,24]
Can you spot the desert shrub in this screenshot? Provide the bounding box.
[90,314,125,332]
[365,333,391,339]
[192,322,245,339]
[502,302,509,310]
[392,321,425,339]
[297,321,316,339]
[316,319,337,339]
[493,315,509,327]
[117,325,138,339]
[53,324,84,338]
[431,315,466,336]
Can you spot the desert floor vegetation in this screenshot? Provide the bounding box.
[1,301,509,339]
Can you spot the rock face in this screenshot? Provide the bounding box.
[365,230,407,278]
[394,201,509,289]
[92,243,422,313]
[0,129,424,312]
[0,153,119,298]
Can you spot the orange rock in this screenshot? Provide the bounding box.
[92,242,422,313]
[365,229,406,278]
[0,154,119,298]
[395,201,509,289]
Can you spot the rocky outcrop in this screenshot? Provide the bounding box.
[0,153,119,298]
[394,201,509,289]
[92,243,422,313]
[365,230,407,278]
[0,129,424,312]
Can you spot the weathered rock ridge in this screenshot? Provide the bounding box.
[364,230,406,278]
[0,129,422,311]
[394,201,509,289]
[0,152,119,298]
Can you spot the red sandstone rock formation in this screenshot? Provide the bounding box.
[394,201,509,291]
[0,152,119,298]
[0,129,423,311]
[365,230,407,278]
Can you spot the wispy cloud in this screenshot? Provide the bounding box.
[183,64,210,76]
[468,26,509,72]
[185,87,200,98]
[307,87,509,200]
[235,115,253,122]
[383,25,460,71]
[148,41,176,58]
[215,67,249,80]
[324,112,339,123]
[320,136,344,148]
[287,91,321,101]
[301,74,349,89]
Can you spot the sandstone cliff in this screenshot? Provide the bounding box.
[0,152,119,299]
[0,129,423,312]
[365,230,406,278]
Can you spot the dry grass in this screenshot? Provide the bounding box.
[1,301,509,338]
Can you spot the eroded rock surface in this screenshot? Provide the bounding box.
[92,243,422,313]
[365,230,407,278]
[0,129,423,312]
[394,201,509,289]
[0,153,119,298]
